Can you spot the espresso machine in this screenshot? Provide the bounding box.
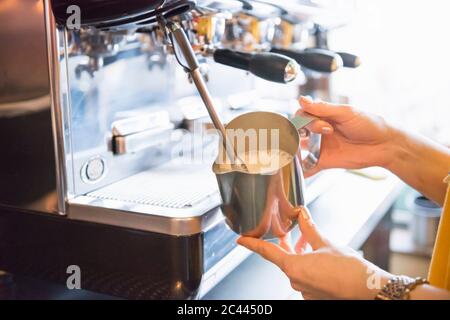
[0,0,358,299]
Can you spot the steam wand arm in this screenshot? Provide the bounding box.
[165,21,245,167]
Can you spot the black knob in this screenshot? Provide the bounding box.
[213,49,299,83]
[271,47,343,73]
[336,52,361,68]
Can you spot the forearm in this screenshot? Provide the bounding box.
[410,284,450,300]
[384,127,450,206]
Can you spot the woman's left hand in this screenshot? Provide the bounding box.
[237,207,393,300]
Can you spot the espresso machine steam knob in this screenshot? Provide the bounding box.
[213,49,299,84]
[271,47,343,73]
[250,52,299,83]
[336,52,361,68]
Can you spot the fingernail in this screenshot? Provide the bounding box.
[300,207,315,226]
[322,126,333,134]
[300,95,313,103]
[301,208,311,221]
[294,207,309,220]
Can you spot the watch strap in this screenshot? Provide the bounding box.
[375,276,428,300]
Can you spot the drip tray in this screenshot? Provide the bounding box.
[67,162,342,236]
[69,159,223,231]
[87,160,219,209]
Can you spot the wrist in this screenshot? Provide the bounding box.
[366,270,392,299]
[375,275,429,300]
[381,126,411,172]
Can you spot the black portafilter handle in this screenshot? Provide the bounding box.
[336,52,361,68]
[212,49,299,84]
[271,47,343,73]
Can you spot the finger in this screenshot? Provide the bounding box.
[290,280,303,292]
[237,236,289,270]
[276,184,296,221]
[272,171,294,215]
[294,234,308,254]
[295,207,328,250]
[299,96,354,123]
[306,119,334,135]
[301,292,315,300]
[279,234,294,253]
[270,206,290,239]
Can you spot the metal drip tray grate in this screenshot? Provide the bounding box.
[86,160,219,209]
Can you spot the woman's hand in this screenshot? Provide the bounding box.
[237,207,393,300]
[298,96,450,205]
[297,96,395,177]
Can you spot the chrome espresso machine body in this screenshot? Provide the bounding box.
[0,0,359,299]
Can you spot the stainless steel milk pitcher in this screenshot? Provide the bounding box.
[213,111,321,239]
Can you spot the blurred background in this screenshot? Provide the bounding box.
[322,0,450,278]
[327,0,450,145]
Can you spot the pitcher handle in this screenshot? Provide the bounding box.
[290,114,322,171]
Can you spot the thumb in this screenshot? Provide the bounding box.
[295,206,328,250]
[237,236,289,271]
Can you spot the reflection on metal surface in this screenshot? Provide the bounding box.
[284,60,300,83]
[0,95,50,117]
[213,111,321,239]
[44,0,70,214]
[68,158,223,235]
[111,112,175,155]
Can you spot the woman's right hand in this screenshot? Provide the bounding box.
[297,96,396,177]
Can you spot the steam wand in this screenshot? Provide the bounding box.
[164,21,247,169]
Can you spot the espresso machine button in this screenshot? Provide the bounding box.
[82,157,106,183]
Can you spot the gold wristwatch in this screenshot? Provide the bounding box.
[375,275,429,300]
